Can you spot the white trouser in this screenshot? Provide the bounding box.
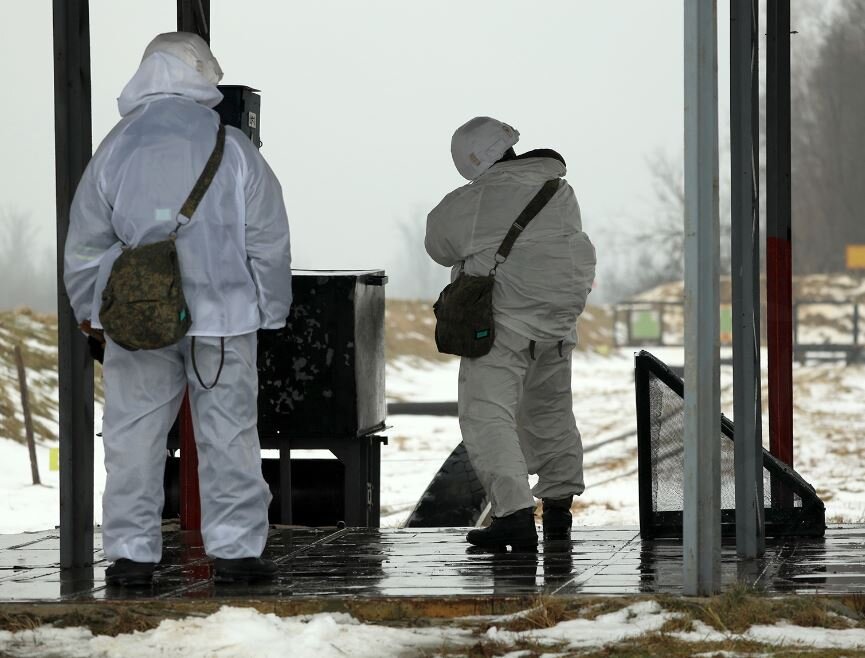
[101,333,272,563]
[458,323,585,518]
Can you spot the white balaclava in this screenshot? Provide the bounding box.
[142,32,223,85]
[450,117,520,181]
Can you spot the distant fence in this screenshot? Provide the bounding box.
[614,299,862,364]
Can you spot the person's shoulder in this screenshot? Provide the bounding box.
[89,114,140,168]
[222,125,257,156]
[224,124,254,145]
[222,125,267,176]
[433,180,481,211]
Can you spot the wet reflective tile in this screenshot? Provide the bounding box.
[0,525,862,601]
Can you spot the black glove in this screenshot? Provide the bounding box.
[87,335,105,364]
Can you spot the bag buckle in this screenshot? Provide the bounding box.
[489,253,507,276]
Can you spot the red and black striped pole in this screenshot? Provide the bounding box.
[766,0,794,505]
[177,0,210,531]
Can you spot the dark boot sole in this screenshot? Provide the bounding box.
[213,571,276,584]
[105,576,153,588]
[467,540,539,553]
[543,530,572,541]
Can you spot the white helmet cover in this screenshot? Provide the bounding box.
[450,117,520,180]
[142,32,223,85]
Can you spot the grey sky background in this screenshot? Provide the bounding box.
[2,1,736,302]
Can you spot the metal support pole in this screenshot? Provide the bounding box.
[731,0,765,559]
[178,0,210,43]
[683,0,721,596]
[53,0,95,569]
[279,439,293,524]
[175,0,211,532]
[767,0,794,506]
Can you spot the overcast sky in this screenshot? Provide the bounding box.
[2,1,742,301]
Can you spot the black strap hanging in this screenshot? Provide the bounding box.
[183,124,228,389]
[191,336,225,390]
[490,178,562,275]
[174,123,226,233]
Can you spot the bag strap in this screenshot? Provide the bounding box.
[490,178,561,274]
[174,123,226,233]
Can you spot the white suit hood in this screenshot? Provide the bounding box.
[66,61,291,337]
[451,117,520,181]
[117,52,223,117]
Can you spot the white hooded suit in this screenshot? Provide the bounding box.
[64,42,291,563]
[426,124,596,518]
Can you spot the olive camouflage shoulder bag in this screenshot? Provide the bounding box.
[433,177,561,358]
[100,123,225,351]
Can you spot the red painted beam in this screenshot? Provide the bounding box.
[179,391,201,531]
[766,1,794,507]
[766,236,794,470]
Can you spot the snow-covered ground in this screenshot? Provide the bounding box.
[382,349,642,527]
[1,602,864,657]
[382,345,865,527]
[1,345,864,533]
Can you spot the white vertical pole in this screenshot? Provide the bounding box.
[683,0,721,596]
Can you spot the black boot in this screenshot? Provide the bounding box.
[542,495,573,541]
[466,507,538,552]
[105,559,156,587]
[213,557,278,583]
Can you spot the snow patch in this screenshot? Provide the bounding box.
[0,607,470,658]
[745,622,865,649]
[486,601,673,650]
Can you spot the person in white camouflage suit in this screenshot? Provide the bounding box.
[425,117,596,550]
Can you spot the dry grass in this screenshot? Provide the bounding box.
[0,606,171,636]
[580,597,639,620]
[385,299,449,363]
[0,309,106,446]
[659,584,863,634]
[0,611,42,633]
[494,596,574,633]
[843,593,865,618]
[433,636,568,658]
[4,593,865,656]
[478,590,865,657]
[581,635,864,658]
[386,299,616,364]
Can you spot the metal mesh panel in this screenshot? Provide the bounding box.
[636,351,823,539]
[647,371,803,513]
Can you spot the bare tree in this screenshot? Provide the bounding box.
[391,208,450,301]
[599,150,733,302]
[0,207,56,312]
[790,0,865,274]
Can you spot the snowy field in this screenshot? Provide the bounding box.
[382,346,865,527]
[2,346,865,534]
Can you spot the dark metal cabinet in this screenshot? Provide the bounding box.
[257,270,387,442]
[257,270,388,527]
[215,85,261,147]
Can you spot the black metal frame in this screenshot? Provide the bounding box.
[730,0,765,558]
[265,434,387,528]
[635,351,825,540]
[54,0,95,569]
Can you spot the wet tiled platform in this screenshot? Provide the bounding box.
[0,525,863,603]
